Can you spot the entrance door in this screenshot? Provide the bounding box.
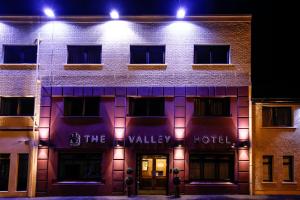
[138,155,168,195]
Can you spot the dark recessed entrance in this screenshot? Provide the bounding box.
[137,154,168,195]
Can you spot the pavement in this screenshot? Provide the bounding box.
[1,196,300,200]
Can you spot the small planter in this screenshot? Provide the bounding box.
[125,167,134,197]
[173,168,181,198]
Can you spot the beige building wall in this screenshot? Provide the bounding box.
[0,117,36,197]
[252,103,300,194]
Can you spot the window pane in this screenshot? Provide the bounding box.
[219,161,230,180]
[17,154,29,191]
[0,98,18,115]
[194,98,230,116]
[203,161,216,179]
[263,156,272,182]
[58,153,101,181]
[4,45,37,63]
[130,46,147,64]
[148,46,165,64]
[211,46,229,64]
[194,46,210,64]
[64,98,84,116]
[283,156,293,182]
[263,107,292,127]
[129,98,164,116]
[84,97,99,116]
[19,98,34,116]
[0,154,10,191]
[67,46,101,64]
[190,160,201,180]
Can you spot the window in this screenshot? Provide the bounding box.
[128,97,165,116]
[263,156,273,182]
[3,45,37,63]
[194,98,230,116]
[130,45,165,64]
[262,107,292,127]
[17,154,29,191]
[283,156,294,182]
[64,97,99,116]
[0,154,10,191]
[0,97,34,116]
[194,45,230,64]
[189,154,234,182]
[67,45,102,64]
[58,153,101,181]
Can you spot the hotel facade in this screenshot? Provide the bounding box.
[0,15,251,196]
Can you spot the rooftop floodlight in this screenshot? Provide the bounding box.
[110,9,119,19]
[176,7,186,19]
[43,7,55,18]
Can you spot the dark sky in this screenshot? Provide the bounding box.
[0,0,284,98]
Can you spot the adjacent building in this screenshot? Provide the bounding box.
[0,15,251,196]
[252,99,300,194]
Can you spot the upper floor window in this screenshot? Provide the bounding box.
[0,97,34,116]
[128,97,165,116]
[130,45,165,64]
[194,45,230,64]
[262,107,292,127]
[67,45,102,64]
[194,98,230,117]
[64,97,99,116]
[3,45,37,64]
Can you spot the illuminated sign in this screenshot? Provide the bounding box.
[69,132,106,147]
[128,135,171,144]
[193,136,232,144]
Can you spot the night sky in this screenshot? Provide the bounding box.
[0,0,282,98]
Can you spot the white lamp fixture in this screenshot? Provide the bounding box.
[110,9,119,19]
[176,7,186,19]
[43,7,55,18]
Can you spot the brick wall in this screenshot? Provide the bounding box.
[0,18,250,96]
[253,103,300,194]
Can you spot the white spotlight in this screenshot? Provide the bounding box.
[43,8,55,18]
[110,10,119,19]
[176,7,186,19]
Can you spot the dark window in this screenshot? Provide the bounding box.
[0,97,34,116]
[283,156,294,182]
[4,45,37,63]
[58,153,101,181]
[189,154,234,182]
[0,154,10,191]
[128,97,164,116]
[263,156,273,182]
[262,107,292,127]
[130,45,165,64]
[67,45,101,64]
[17,154,29,191]
[194,45,230,64]
[194,98,230,116]
[64,97,99,116]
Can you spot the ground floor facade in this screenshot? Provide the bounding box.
[34,86,250,196]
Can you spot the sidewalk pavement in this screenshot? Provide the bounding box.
[1,195,300,200]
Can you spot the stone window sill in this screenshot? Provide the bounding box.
[127,64,167,70]
[189,181,235,185]
[54,181,104,185]
[0,63,37,70]
[261,127,296,130]
[261,181,277,184]
[282,181,297,185]
[64,64,104,70]
[192,64,235,70]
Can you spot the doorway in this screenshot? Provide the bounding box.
[137,154,168,195]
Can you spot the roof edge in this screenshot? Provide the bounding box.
[0,15,252,23]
